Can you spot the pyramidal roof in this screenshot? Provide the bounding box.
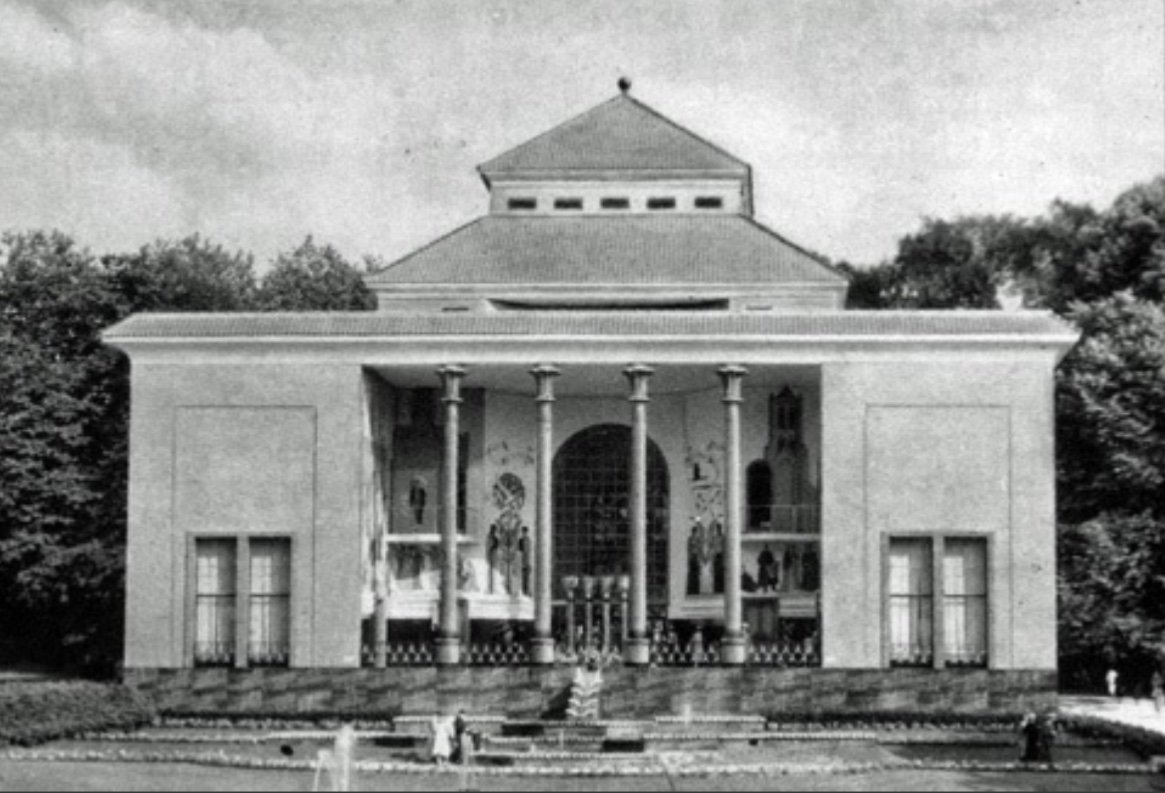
[478,91,750,182]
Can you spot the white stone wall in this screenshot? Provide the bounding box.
[820,355,1058,671]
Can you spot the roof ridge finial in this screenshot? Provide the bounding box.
[617,76,631,94]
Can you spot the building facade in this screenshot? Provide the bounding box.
[105,87,1078,715]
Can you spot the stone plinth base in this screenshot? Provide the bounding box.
[124,667,1057,718]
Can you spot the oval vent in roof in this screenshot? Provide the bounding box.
[490,297,728,311]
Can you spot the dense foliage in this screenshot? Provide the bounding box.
[845,175,1165,691]
[0,232,374,673]
[0,680,156,746]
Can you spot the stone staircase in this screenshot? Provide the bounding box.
[388,713,770,766]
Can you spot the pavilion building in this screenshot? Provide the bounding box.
[104,85,1077,715]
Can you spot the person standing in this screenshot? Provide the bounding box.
[1106,667,1119,699]
[1151,669,1163,714]
[429,715,453,765]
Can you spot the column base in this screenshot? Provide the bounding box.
[434,637,461,666]
[721,635,746,665]
[529,637,555,665]
[623,637,651,666]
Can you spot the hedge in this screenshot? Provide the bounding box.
[763,711,1026,730]
[0,681,157,746]
[1056,713,1165,759]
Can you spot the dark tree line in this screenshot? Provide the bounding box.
[0,233,374,673]
[2,175,1162,685]
[840,175,1165,692]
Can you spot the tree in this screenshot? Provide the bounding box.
[1058,512,1165,693]
[837,260,896,308]
[104,235,257,313]
[0,229,385,671]
[0,231,128,669]
[1008,177,1165,314]
[843,215,1035,309]
[0,232,260,672]
[1055,294,1165,523]
[255,236,376,311]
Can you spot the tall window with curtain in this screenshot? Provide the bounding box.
[888,538,933,666]
[943,538,988,667]
[194,539,236,666]
[248,538,291,666]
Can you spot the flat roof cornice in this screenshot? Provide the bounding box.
[103,310,1080,364]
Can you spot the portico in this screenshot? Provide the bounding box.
[358,353,826,669]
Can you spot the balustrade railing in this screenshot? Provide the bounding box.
[383,506,481,538]
[746,503,820,534]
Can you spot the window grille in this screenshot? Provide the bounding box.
[942,538,987,667]
[552,424,669,604]
[194,539,236,666]
[888,538,933,666]
[248,538,291,666]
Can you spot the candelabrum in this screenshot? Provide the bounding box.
[599,575,614,654]
[616,575,630,650]
[581,576,596,653]
[562,575,579,657]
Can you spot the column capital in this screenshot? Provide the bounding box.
[718,364,748,404]
[436,364,466,404]
[529,364,561,403]
[623,363,655,403]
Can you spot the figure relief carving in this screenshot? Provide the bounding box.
[685,440,724,519]
[685,515,726,596]
[488,472,529,596]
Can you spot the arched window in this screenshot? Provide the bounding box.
[746,460,772,530]
[553,424,669,603]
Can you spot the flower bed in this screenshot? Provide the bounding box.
[0,746,1152,777]
[159,709,399,731]
[0,681,156,747]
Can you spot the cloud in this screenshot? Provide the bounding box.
[0,1,419,262]
[0,0,1160,268]
[0,2,78,75]
[0,128,186,247]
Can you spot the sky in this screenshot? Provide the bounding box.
[0,0,1162,270]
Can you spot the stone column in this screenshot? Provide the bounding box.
[529,364,560,664]
[373,529,388,668]
[436,364,465,665]
[623,363,654,665]
[719,364,748,665]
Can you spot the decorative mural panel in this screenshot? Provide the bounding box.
[392,544,435,591]
[684,439,724,520]
[388,545,477,593]
[487,472,530,596]
[685,517,725,596]
[485,440,536,470]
